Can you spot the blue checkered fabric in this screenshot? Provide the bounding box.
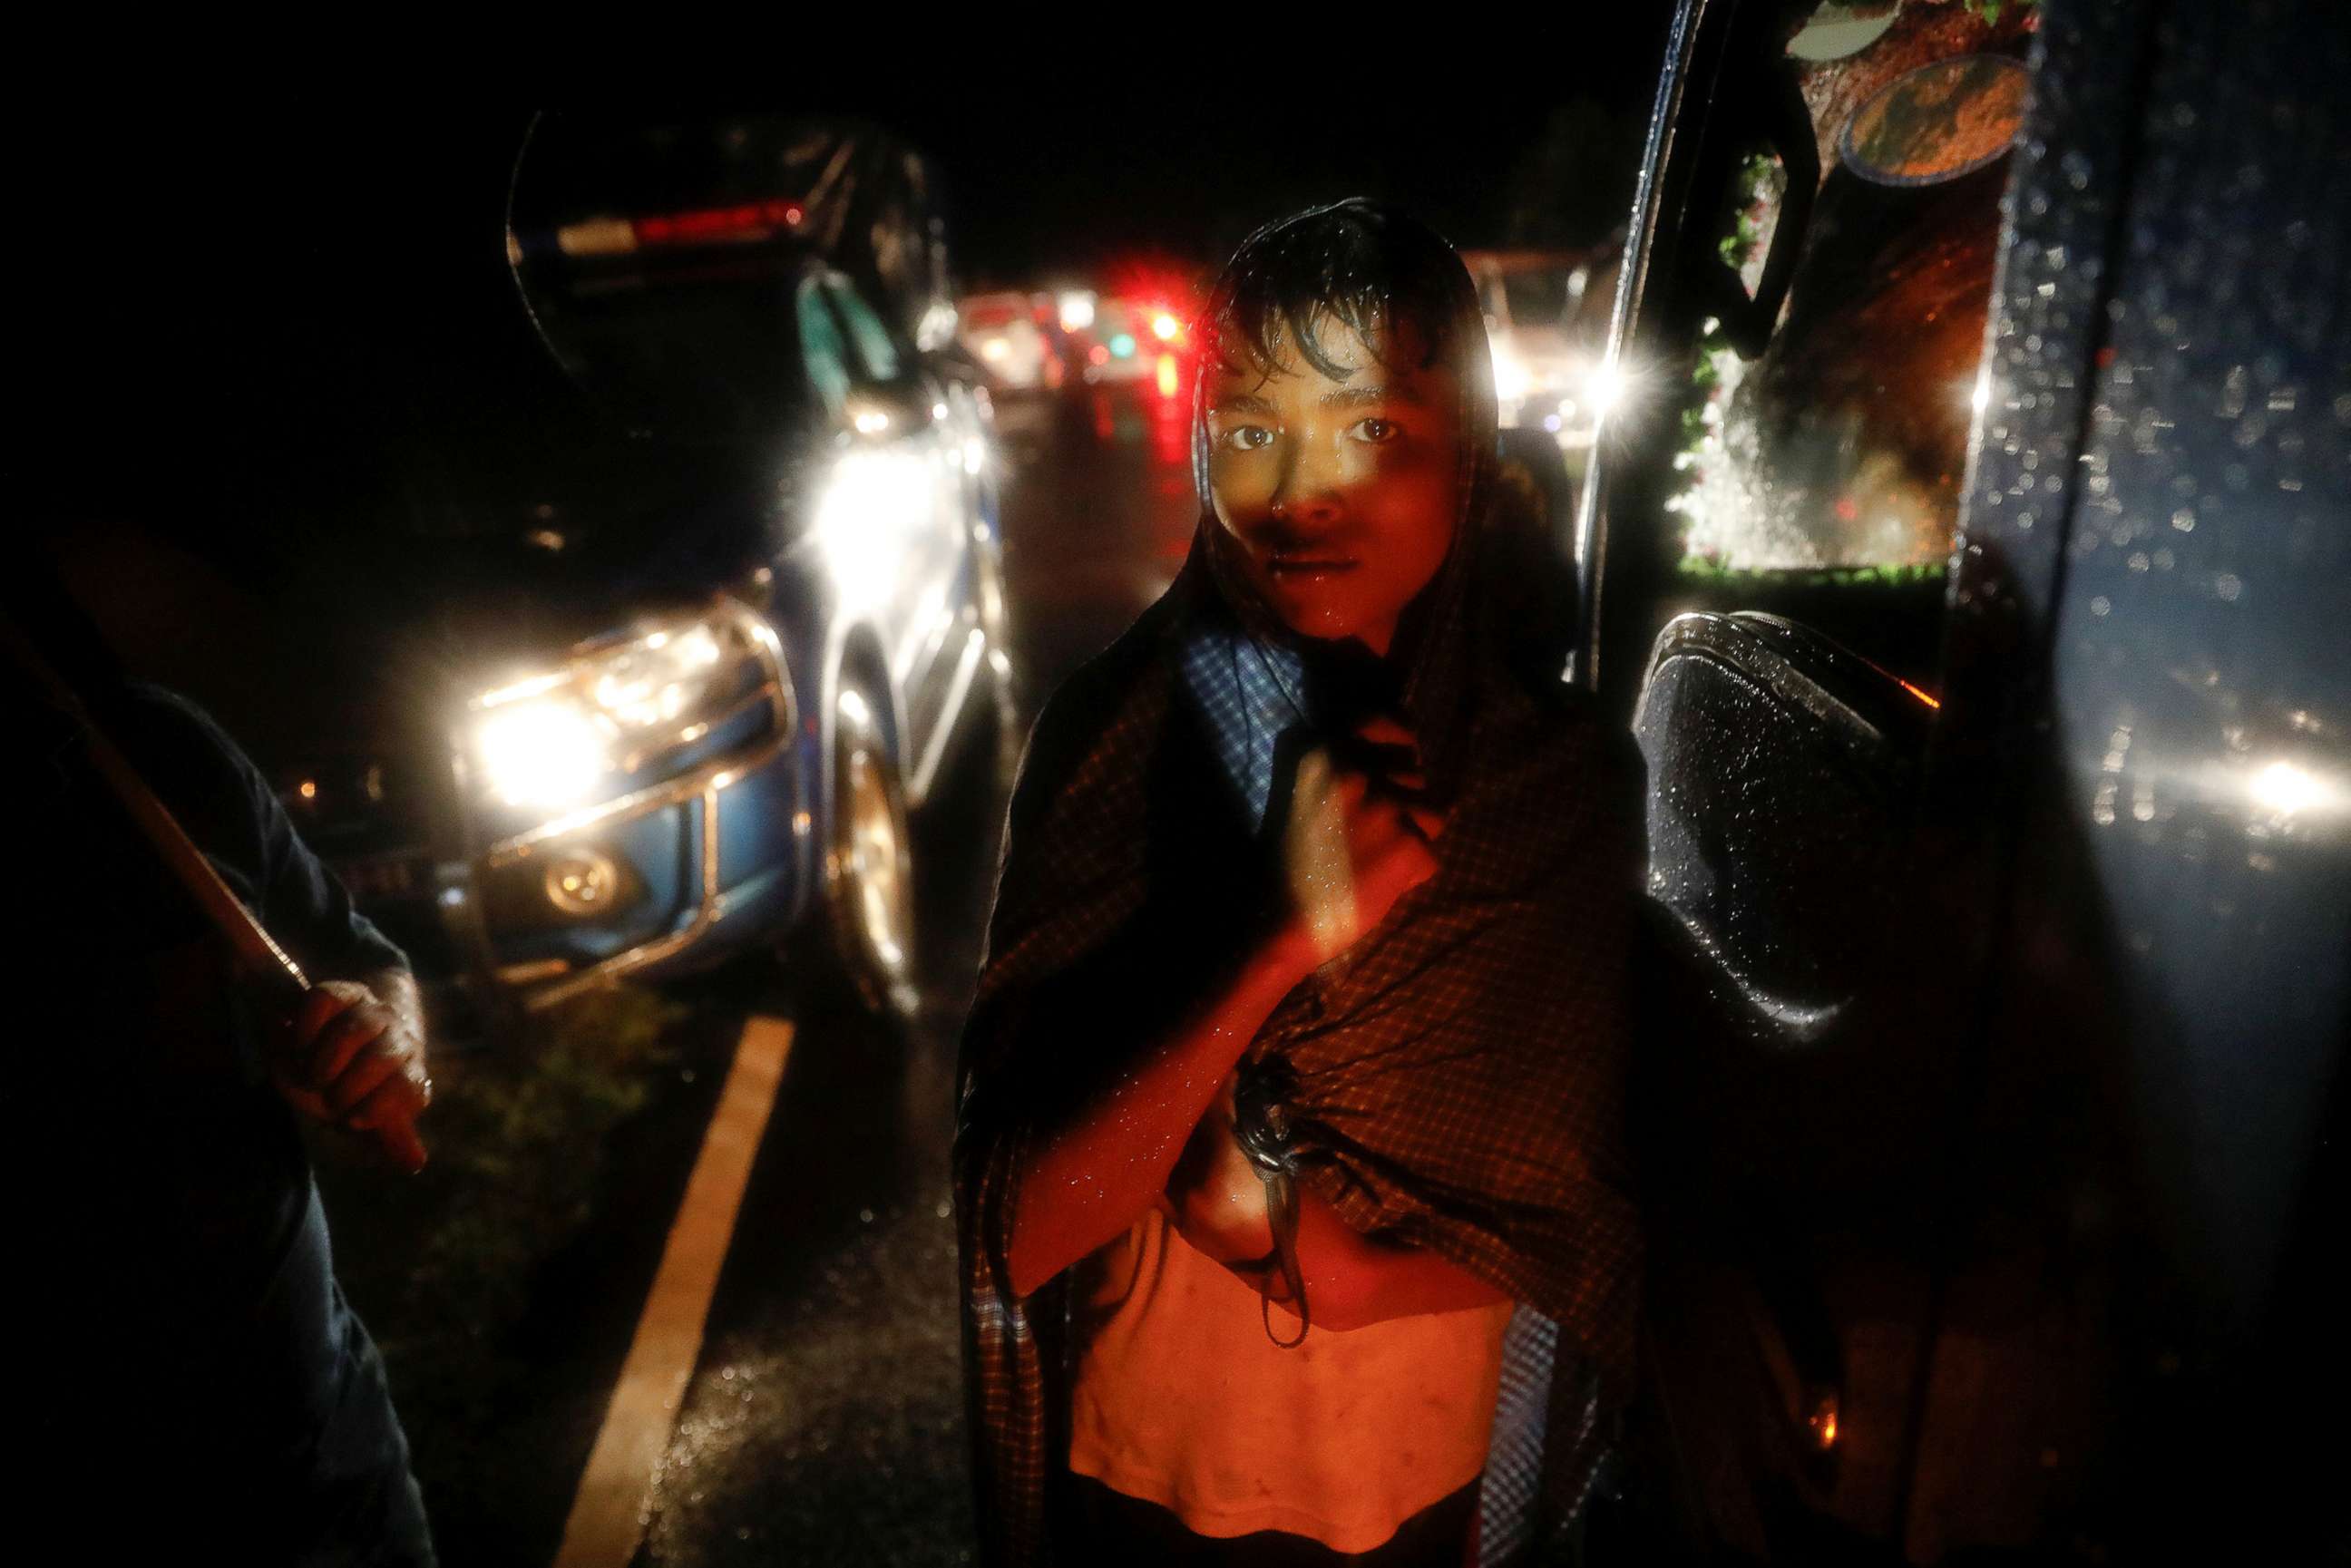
[1175,612,1308,836]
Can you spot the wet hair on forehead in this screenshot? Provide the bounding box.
[1205,199,1478,385]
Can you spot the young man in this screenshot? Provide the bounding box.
[958,202,1641,1566]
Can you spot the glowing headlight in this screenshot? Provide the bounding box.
[471,610,764,810]
[584,620,732,732]
[475,697,610,810]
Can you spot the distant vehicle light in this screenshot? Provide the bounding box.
[1492,344,1531,404]
[1109,333,1136,359]
[1151,313,1181,342]
[1058,291,1097,333]
[853,408,892,435]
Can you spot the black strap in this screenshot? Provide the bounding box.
[1233,1056,1310,1348]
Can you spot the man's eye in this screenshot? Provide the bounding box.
[1351,417,1400,443]
[1224,425,1275,452]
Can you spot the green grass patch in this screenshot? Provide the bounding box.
[309,985,692,1524]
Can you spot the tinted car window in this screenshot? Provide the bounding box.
[528,267,819,442]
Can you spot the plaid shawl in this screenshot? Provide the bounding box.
[956,220,1640,1564]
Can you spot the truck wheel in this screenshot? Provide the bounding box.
[821,672,919,1020]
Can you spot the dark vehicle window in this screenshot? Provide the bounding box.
[532,268,819,442]
[1673,4,2034,576]
[825,278,904,385]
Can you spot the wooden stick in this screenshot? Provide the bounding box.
[4,618,428,1172]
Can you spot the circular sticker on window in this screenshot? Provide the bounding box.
[1840,54,2030,187]
[1788,1,1899,63]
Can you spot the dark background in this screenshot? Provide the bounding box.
[17,62,1666,559]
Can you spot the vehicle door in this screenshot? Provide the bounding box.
[1576,0,2349,1560]
[810,271,969,778]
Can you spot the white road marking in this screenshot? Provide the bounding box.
[552,1014,795,1568]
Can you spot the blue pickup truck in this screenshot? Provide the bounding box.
[268,116,1007,1018]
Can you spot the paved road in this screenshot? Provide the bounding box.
[628,383,1197,1566]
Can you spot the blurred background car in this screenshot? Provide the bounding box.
[1071,293,1194,390]
[270,114,1010,1020]
[957,290,1061,393]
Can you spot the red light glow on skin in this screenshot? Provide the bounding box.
[1205,315,1461,658]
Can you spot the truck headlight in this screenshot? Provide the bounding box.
[476,693,610,810]
[470,609,771,810]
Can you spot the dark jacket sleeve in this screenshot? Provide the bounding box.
[115,685,410,983]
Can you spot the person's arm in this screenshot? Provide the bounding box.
[1006,924,1317,1298]
[277,968,433,1172]
[1007,720,1445,1299]
[125,687,434,1169]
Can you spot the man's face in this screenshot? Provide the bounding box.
[1204,312,1462,657]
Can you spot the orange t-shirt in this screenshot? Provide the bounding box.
[1067,1205,1514,1554]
